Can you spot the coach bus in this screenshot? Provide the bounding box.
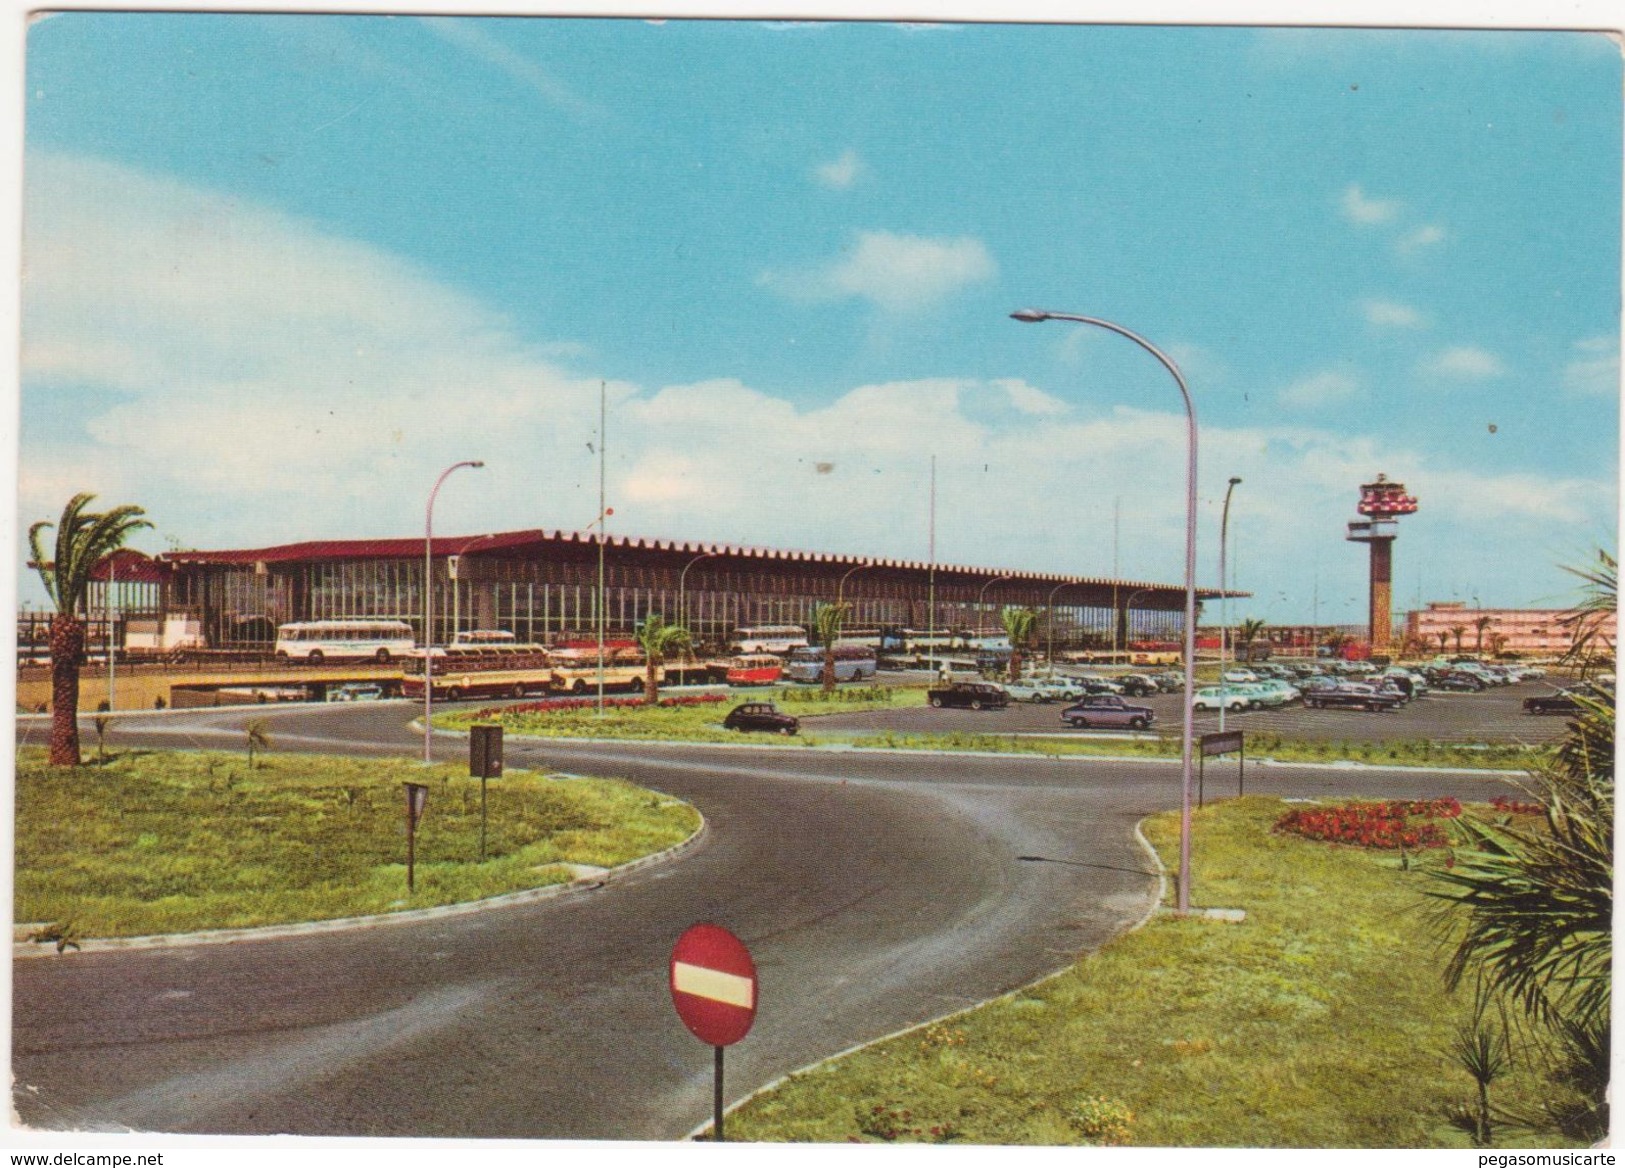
[724,653,784,686]
[728,625,810,654]
[274,619,416,664]
[399,642,556,702]
[783,644,879,683]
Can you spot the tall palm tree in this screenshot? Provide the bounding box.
[1236,618,1267,662]
[1451,625,1469,654]
[1474,615,1494,656]
[812,601,851,695]
[28,494,150,766]
[1559,548,1617,676]
[635,613,691,704]
[1001,605,1039,682]
[1437,630,1451,654]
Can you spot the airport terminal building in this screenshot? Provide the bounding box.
[66,528,1214,656]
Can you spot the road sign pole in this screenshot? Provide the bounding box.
[714,1044,725,1141]
[1198,752,1205,809]
[480,775,488,862]
[406,788,416,892]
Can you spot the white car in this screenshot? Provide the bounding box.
[1192,686,1249,712]
[1004,678,1060,703]
[1221,668,1259,684]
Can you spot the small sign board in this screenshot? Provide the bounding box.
[404,781,429,824]
[1200,730,1244,757]
[670,923,757,1048]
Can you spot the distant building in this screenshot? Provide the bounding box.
[1404,601,1615,658]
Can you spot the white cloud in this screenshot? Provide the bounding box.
[1361,298,1427,328]
[1340,184,1401,225]
[1397,224,1446,253]
[18,153,1612,622]
[812,149,863,190]
[760,230,996,313]
[1422,346,1507,380]
[1279,369,1361,409]
[1563,336,1620,397]
[995,378,1067,417]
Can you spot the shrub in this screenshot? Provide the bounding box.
[1068,1096,1135,1145]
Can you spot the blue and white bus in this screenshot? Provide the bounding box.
[783,644,878,683]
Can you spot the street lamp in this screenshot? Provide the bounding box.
[977,573,1013,625]
[425,460,485,764]
[1044,580,1078,668]
[678,551,722,642]
[1219,476,1242,735]
[1012,307,1200,913]
[1115,586,1156,661]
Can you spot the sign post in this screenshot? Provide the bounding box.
[470,724,503,861]
[670,923,757,1141]
[1198,730,1245,807]
[403,781,429,892]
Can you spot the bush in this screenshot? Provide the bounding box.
[1274,798,1462,850]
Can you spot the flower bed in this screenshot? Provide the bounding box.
[1273,798,1462,851]
[1489,795,1545,815]
[471,692,728,720]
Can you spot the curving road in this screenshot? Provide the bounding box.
[12,703,1520,1139]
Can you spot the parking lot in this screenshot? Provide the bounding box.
[809,677,1578,746]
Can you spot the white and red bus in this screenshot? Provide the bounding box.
[275,619,416,664]
[400,643,555,702]
[728,625,809,654]
[724,653,783,685]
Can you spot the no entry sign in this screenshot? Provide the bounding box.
[669,923,757,1047]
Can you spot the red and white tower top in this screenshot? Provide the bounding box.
[1356,474,1420,519]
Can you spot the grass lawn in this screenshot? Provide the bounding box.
[724,797,1585,1148]
[14,748,700,940]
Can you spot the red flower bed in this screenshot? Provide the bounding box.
[473,692,728,720]
[1273,797,1461,851]
[1490,795,1545,815]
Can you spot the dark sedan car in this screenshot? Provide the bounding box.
[722,702,799,734]
[926,681,1009,710]
[1523,685,1609,716]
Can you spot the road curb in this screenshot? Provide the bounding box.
[12,813,708,961]
[688,817,1172,1141]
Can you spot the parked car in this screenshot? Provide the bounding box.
[1005,678,1060,703]
[1432,670,1487,692]
[1302,685,1404,712]
[1061,694,1156,730]
[1522,684,1609,716]
[927,681,1010,710]
[1116,673,1158,697]
[722,702,800,734]
[1191,686,1249,712]
[1221,668,1259,684]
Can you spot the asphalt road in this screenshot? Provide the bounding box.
[812,678,1572,745]
[13,703,1523,1140]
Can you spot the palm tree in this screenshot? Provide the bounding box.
[1436,630,1451,655]
[244,718,271,768]
[1430,552,1615,1142]
[28,494,151,766]
[1001,606,1039,682]
[1451,625,1469,655]
[812,601,851,695]
[1559,548,1617,676]
[1236,618,1267,663]
[1474,615,1494,656]
[635,613,691,704]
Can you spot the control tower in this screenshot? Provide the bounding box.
[1345,475,1419,652]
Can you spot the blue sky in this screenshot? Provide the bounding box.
[15,14,1621,624]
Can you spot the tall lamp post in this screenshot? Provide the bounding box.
[1012,308,1200,913]
[678,551,722,640]
[1218,476,1242,735]
[424,460,485,764]
[1044,580,1078,668]
[1116,587,1156,661]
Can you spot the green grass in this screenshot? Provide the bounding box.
[725,798,1587,1148]
[14,748,700,939]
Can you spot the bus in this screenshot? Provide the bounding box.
[728,625,809,654]
[453,629,517,646]
[783,645,878,683]
[400,643,555,702]
[549,645,655,694]
[725,654,783,685]
[274,619,416,664]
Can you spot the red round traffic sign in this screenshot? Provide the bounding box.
[669,923,757,1047]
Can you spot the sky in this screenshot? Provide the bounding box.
[13,12,1622,625]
